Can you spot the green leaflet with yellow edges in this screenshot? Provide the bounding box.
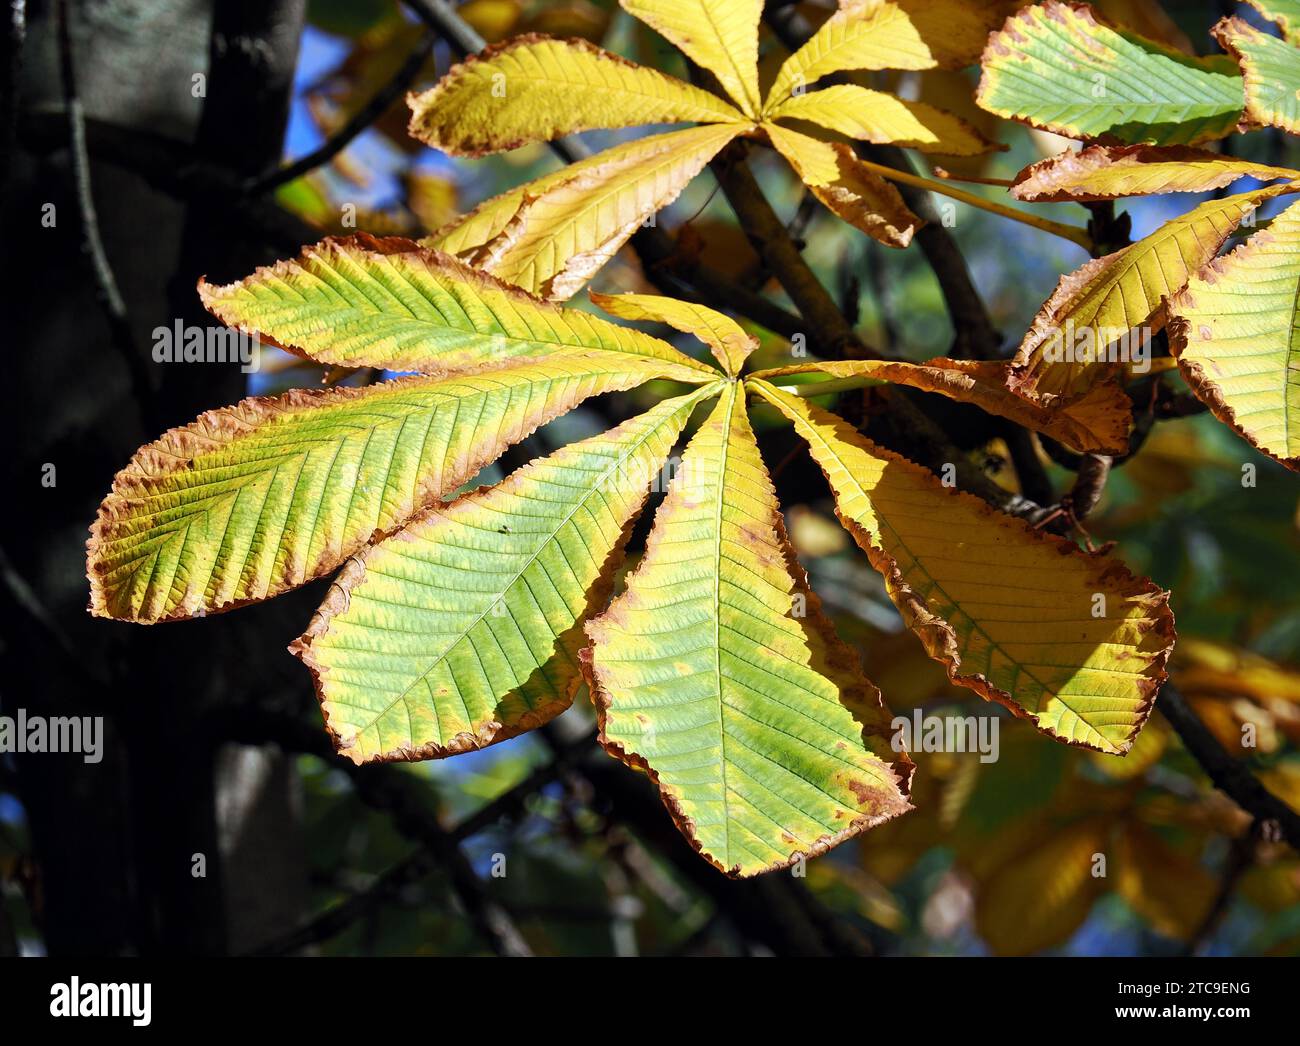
[1216,15,1300,135]
[293,383,721,764]
[584,383,913,877]
[88,355,703,623]
[199,233,717,379]
[751,380,1176,756]
[977,1,1245,146]
[1169,198,1300,472]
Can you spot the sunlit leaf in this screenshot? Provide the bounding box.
[585,383,913,876]
[406,34,744,156]
[764,122,923,247]
[621,0,763,117]
[88,355,691,623]
[292,384,718,763]
[976,0,1245,146]
[770,83,999,156]
[1168,198,1300,471]
[445,124,747,301]
[1008,186,1296,405]
[199,234,717,378]
[1012,144,1298,202]
[751,381,1176,754]
[1215,15,1300,136]
[590,291,756,377]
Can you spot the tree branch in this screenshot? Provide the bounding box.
[1159,683,1300,853]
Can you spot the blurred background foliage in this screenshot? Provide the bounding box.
[6,0,1300,957]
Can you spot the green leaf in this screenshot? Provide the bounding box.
[585,383,913,876]
[1216,15,1300,136]
[976,1,1245,146]
[1169,198,1300,471]
[292,384,720,763]
[198,234,717,378]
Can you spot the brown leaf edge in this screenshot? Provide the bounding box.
[1011,144,1298,203]
[757,386,1176,756]
[1213,16,1300,136]
[581,502,914,879]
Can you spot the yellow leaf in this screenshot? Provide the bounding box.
[407,34,744,156]
[1168,198,1300,470]
[621,0,763,117]
[1115,822,1216,941]
[751,356,1132,454]
[584,383,913,876]
[461,124,747,301]
[972,814,1113,956]
[1009,186,1297,405]
[1176,638,1300,706]
[425,125,743,267]
[590,291,756,376]
[764,122,923,247]
[751,381,1176,755]
[1012,145,1300,203]
[770,83,998,156]
[765,0,1002,110]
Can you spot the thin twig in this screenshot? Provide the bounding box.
[245,29,436,197]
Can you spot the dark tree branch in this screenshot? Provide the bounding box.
[1159,683,1300,853]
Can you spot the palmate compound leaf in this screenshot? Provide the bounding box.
[1215,16,1300,136]
[620,0,763,118]
[88,354,712,624]
[1168,197,1300,471]
[1008,184,1299,405]
[1011,144,1300,203]
[583,382,913,876]
[751,381,1176,755]
[976,1,1246,147]
[291,382,721,763]
[197,233,718,378]
[764,123,923,248]
[426,124,749,302]
[406,34,745,157]
[749,357,1132,454]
